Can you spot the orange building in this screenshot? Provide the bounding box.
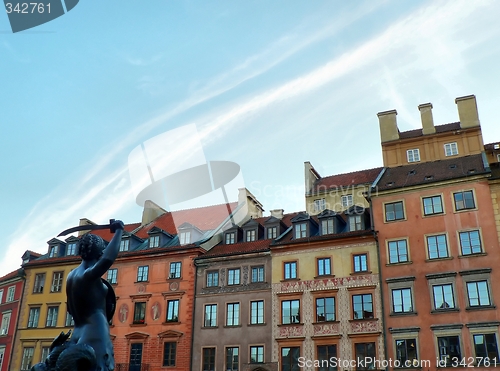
[371,95,500,369]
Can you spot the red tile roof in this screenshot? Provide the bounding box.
[133,202,238,239]
[88,222,142,242]
[398,122,461,139]
[312,167,383,193]
[376,154,488,191]
[0,268,24,283]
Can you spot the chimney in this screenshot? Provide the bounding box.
[141,200,167,226]
[418,103,435,135]
[270,209,284,220]
[238,188,264,218]
[77,218,97,236]
[456,95,480,129]
[377,110,399,143]
[304,162,320,195]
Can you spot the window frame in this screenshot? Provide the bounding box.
[225,346,239,371]
[119,238,130,252]
[294,222,307,239]
[444,142,459,157]
[352,293,374,320]
[45,306,59,327]
[314,198,326,212]
[354,342,376,371]
[27,307,40,328]
[227,268,241,286]
[315,297,335,322]
[21,347,34,371]
[384,201,405,222]
[321,218,334,235]
[163,341,177,367]
[206,271,219,287]
[133,301,146,324]
[169,262,182,279]
[436,334,462,366]
[317,257,332,277]
[458,229,483,256]
[0,312,11,335]
[204,304,217,328]
[406,148,420,163]
[422,195,444,216]
[250,300,264,325]
[137,265,149,282]
[50,271,64,293]
[280,346,300,371]
[166,299,180,322]
[226,302,240,327]
[387,238,409,264]
[251,266,264,283]
[249,345,264,364]
[341,194,353,208]
[33,273,45,294]
[391,288,414,314]
[281,299,300,324]
[107,268,118,284]
[425,233,450,260]
[267,226,277,239]
[349,215,363,231]
[283,261,298,280]
[6,286,15,302]
[353,253,368,273]
[202,347,216,371]
[225,232,236,245]
[149,235,160,248]
[245,229,256,242]
[453,190,476,212]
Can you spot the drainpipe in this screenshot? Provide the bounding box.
[365,190,389,371]
[190,257,199,371]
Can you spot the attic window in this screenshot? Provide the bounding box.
[119,239,129,252]
[245,230,256,242]
[49,245,58,258]
[424,175,434,180]
[494,144,500,150]
[386,182,395,187]
[449,164,457,169]
[180,231,191,245]
[67,243,77,256]
[149,235,160,248]
[408,170,416,175]
[225,232,235,245]
[467,169,476,174]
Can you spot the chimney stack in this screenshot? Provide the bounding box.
[270,209,284,220]
[456,95,480,129]
[418,103,435,135]
[377,110,399,143]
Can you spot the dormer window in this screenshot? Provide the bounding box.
[295,223,307,239]
[267,226,277,239]
[66,243,77,256]
[49,245,58,258]
[321,219,334,235]
[225,232,235,245]
[349,215,363,231]
[246,230,256,242]
[149,235,160,248]
[119,239,129,252]
[180,231,191,245]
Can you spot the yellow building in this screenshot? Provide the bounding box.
[304,163,383,215]
[12,238,78,371]
[377,95,484,167]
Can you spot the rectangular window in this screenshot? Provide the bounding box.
[467,281,490,307]
[107,268,118,284]
[423,195,443,215]
[169,262,181,279]
[179,231,191,245]
[41,347,50,362]
[395,339,418,366]
[388,240,408,264]
[316,297,335,322]
[317,258,331,276]
[392,288,413,313]
[133,302,146,324]
[0,347,5,371]
[321,219,334,235]
[225,232,235,244]
[33,273,45,293]
[149,235,160,248]
[0,289,3,303]
[166,300,179,322]
[206,271,219,287]
[350,215,362,231]
[163,342,176,367]
[294,223,307,239]
[341,195,353,208]
[226,347,239,371]
[281,347,300,371]
[498,153,500,163]
[437,336,461,366]
[267,226,277,239]
[353,254,368,273]
[137,265,149,282]
[46,306,58,327]
[352,294,373,319]
[385,201,404,221]
[314,198,326,212]
[67,243,77,256]
[204,304,217,327]
[226,303,240,326]
[119,239,129,252]
[27,307,40,328]
[454,190,475,210]
[407,149,420,163]
[227,269,241,285]
[317,345,337,371]
[6,286,15,302]
[473,333,499,359]
[21,347,34,371]
[49,245,58,258]
[284,262,297,280]
[281,299,300,324]
[202,348,216,371]
[250,346,264,363]
[355,343,376,370]
[65,311,74,327]
[459,230,482,255]
[246,230,256,242]
[251,266,264,283]
[433,284,455,310]
[444,142,458,156]
[51,272,64,292]
[427,234,449,259]
[0,313,10,335]
[250,300,264,324]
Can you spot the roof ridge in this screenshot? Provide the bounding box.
[316,166,383,181]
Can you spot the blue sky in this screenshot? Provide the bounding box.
[1,0,500,276]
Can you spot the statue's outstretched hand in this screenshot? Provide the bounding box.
[110,220,125,233]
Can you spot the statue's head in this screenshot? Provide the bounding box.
[79,234,105,260]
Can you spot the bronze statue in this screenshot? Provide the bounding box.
[32,220,124,371]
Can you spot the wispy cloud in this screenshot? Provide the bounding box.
[1,0,496,276]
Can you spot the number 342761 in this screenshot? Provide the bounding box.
[5,3,51,14]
